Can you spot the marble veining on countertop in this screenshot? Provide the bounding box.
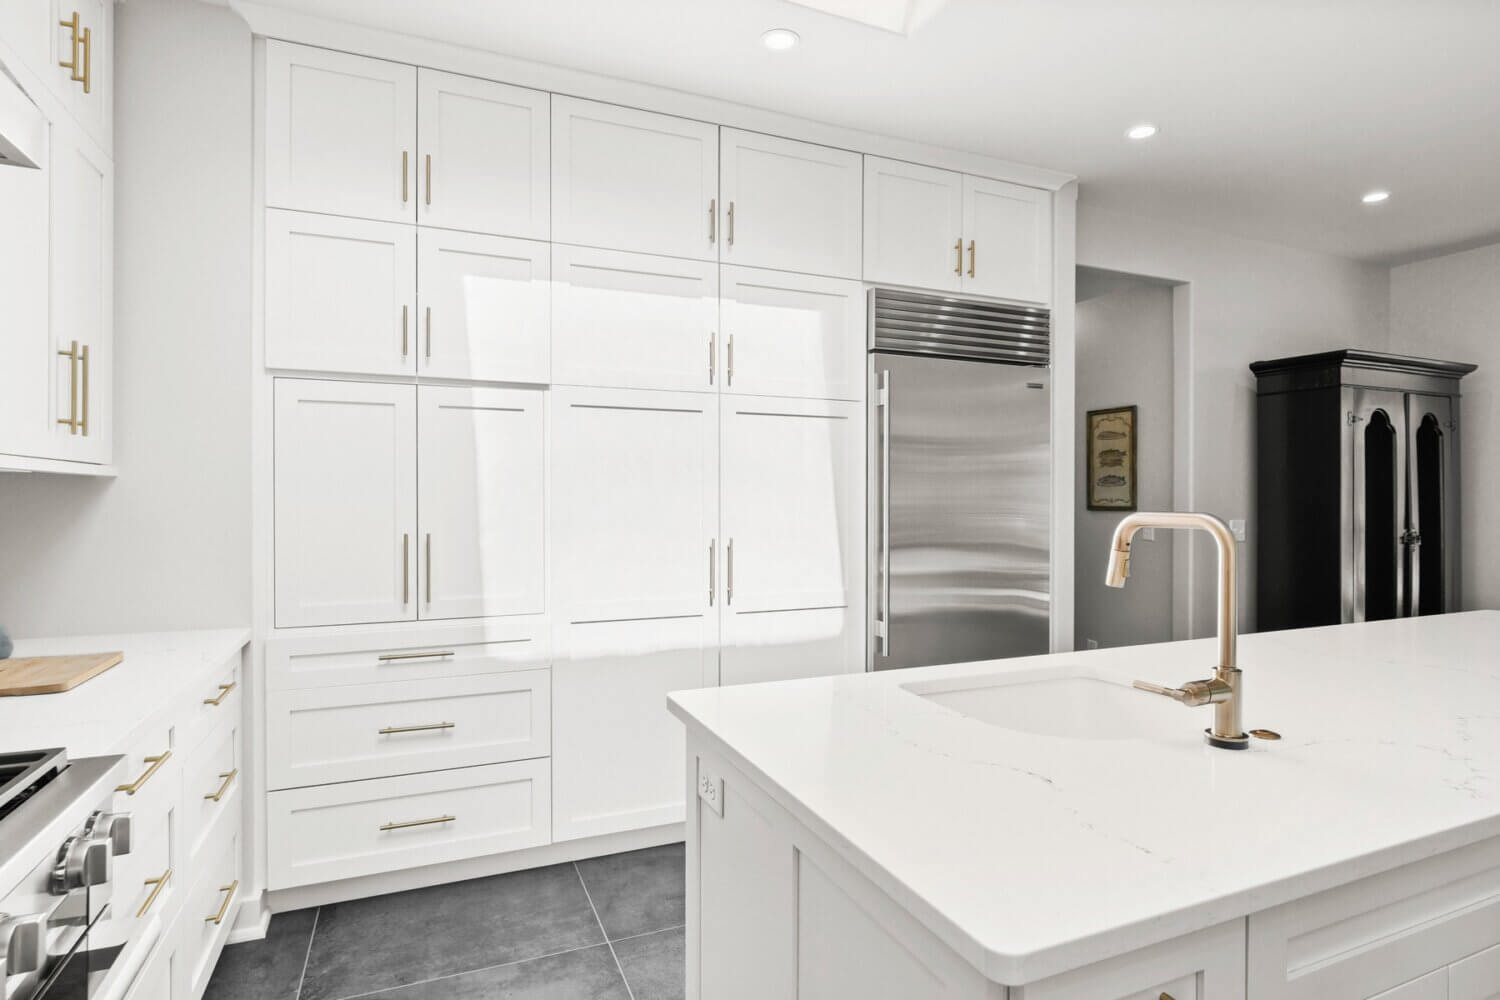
[668,611,1500,984]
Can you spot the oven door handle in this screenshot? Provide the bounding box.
[91,912,163,1000]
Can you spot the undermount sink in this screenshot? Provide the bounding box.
[902,665,1186,740]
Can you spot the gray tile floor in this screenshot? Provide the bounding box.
[205,844,685,1000]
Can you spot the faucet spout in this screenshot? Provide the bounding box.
[1105,511,1247,749]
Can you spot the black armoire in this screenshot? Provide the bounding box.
[1251,350,1476,631]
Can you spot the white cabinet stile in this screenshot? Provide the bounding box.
[416,69,549,238]
[719,129,862,279]
[417,385,546,620]
[416,229,550,383]
[273,379,417,628]
[719,266,866,401]
[961,174,1053,305]
[551,96,719,261]
[264,41,416,223]
[863,156,964,293]
[551,245,719,392]
[265,210,417,376]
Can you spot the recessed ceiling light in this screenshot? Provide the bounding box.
[1125,124,1158,141]
[762,28,800,51]
[1362,189,1391,205]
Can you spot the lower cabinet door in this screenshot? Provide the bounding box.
[98,792,175,952]
[176,826,241,1000]
[181,719,239,866]
[1013,920,1246,1000]
[267,760,551,889]
[123,931,175,1000]
[552,616,717,842]
[416,229,550,383]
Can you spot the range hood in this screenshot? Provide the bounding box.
[0,63,44,169]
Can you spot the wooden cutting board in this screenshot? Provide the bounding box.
[0,651,124,696]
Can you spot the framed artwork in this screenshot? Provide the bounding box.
[1087,405,1137,511]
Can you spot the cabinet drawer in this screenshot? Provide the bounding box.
[1452,941,1500,999]
[178,655,241,761]
[94,792,175,952]
[122,927,175,1000]
[267,760,550,889]
[266,622,548,691]
[1013,919,1245,1000]
[114,723,178,804]
[267,669,550,789]
[175,826,241,1000]
[180,718,239,866]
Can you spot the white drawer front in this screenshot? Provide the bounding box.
[176,825,241,1000]
[181,719,239,866]
[266,623,548,691]
[179,656,240,765]
[268,760,551,889]
[267,669,550,789]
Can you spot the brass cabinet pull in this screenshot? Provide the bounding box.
[204,768,238,802]
[79,344,90,436]
[56,341,80,433]
[206,881,239,924]
[401,304,409,357]
[708,540,715,606]
[203,682,236,706]
[377,649,455,662]
[425,532,432,604]
[727,537,734,605]
[727,333,734,386]
[424,154,432,206]
[967,240,976,278]
[424,306,432,359]
[378,721,455,735]
[117,752,171,795]
[137,868,173,918]
[954,238,963,275]
[380,814,455,832]
[402,533,410,604]
[401,151,409,203]
[708,332,715,385]
[708,199,716,243]
[58,13,84,82]
[727,201,735,246]
[81,25,91,93]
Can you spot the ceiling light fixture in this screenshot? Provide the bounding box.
[1361,189,1391,205]
[1125,124,1158,141]
[761,28,800,51]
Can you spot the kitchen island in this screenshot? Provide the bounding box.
[668,612,1500,998]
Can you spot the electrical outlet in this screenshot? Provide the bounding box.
[1086,638,1099,650]
[697,762,724,817]
[1141,527,1156,541]
[1229,519,1247,542]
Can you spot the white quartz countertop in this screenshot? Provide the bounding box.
[668,611,1500,985]
[0,628,250,755]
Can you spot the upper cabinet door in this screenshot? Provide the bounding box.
[416,70,549,239]
[720,266,865,402]
[551,245,718,393]
[0,119,51,462]
[265,42,416,223]
[417,229,549,384]
[719,129,861,279]
[274,379,417,628]
[417,385,546,621]
[551,96,718,261]
[265,209,417,377]
[49,0,111,153]
[863,156,963,292]
[961,175,1052,305]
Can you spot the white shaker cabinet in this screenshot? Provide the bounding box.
[265,210,417,376]
[0,120,52,463]
[49,0,112,153]
[863,156,964,293]
[264,41,416,223]
[416,69,549,239]
[719,266,865,401]
[551,96,719,261]
[551,245,718,392]
[417,385,546,621]
[273,379,417,628]
[719,129,861,279]
[961,173,1053,305]
[719,396,865,685]
[417,229,550,383]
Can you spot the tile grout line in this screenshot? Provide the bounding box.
[609,922,686,947]
[328,938,627,1000]
[294,907,320,1000]
[574,862,637,1000]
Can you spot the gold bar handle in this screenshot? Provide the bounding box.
[424,153,432,206]
[708,539,715,606]
[380,814,455,832]
[708,332,714,385]
[378,722,455,735]
[967,240,976,278]
[204,768,238,803]
[81,25,91,94]
[203,681,236,706]
[206,881,239,924]
[80,344,90,436]
[57,341,80,433]
[425,306,432,360]
[137,868,173,918]
[727,333,734,386]
[727,201,735,246]
[377,649,455,662]
[58,13,83,81]
[401,151,409,203]
[708,199,716,243]
[401,304,408,358]
[727,537,734,605]
[117,751,171,795]
[954,238,963,275]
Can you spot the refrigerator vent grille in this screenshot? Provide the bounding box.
[871,288,1050,366]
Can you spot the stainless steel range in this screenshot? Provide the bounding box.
[0,748,142,1000]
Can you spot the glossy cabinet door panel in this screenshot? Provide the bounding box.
[265,210,417,376]
[416,69,549,239]
[961,174,1052,304]
[273,379,417,628]
[719,129,861,279]
[719,266,865,401]
[416,229,550,383]
[552,96,718,261]
[264,41,416,223]
[417,385,546,621]
[719,396,864,684]
[863,155,963,292]
[0,119,51,461]
[551,245,718,392]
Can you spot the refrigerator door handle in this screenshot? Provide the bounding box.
[875,369,892,655]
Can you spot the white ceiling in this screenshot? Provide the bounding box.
[250,0,1500,263]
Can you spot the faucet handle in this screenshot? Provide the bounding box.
[1133,678,1231,707]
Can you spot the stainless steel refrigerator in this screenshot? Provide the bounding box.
[868,288,1051,670]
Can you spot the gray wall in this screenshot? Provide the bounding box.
[1389,241,1500,611]
[0,0,252,638]
[1075,275,1175,649]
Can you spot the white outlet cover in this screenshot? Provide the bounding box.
[1229,519,1247,542]
[697,761,724,817]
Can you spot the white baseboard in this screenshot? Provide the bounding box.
[225,890,271,944]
